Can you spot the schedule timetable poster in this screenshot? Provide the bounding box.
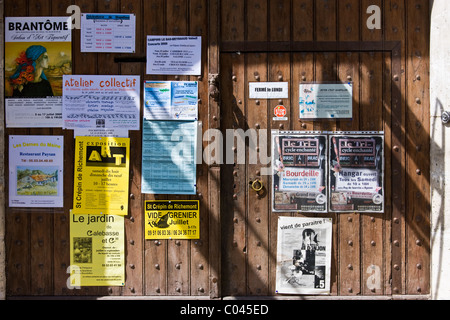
[69,212,125,287]
[272,132,328,213]
[144,81,198,120]
[141,120,197,195]
[146,36,202,75]
[63,75,140,130]
[72,136,130,216]
[9,135,64,208]
[329,133,385,213]
[4,16,72,128]
[81,13,136,53]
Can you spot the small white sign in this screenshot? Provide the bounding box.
[146,36,202,75]
[249,82,289,99]
[81,13,136,53]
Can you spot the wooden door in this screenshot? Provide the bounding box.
[219,0,430,298]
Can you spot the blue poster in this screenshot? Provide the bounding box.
[141,120,197,195]
[144,81,198,120]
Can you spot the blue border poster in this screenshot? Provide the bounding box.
[141,120,197,195]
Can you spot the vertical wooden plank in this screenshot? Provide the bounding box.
[246,52,269,295]
[360,52,385,295]
[143,0,167,297]
[208,0,221,299]
[293,0,314,41]
[405,0,430,295]
[338,0,360,42]
[337,52,361,296]
[382,52,393,295]
[337,1,362,296]
[5,0,31,297]
[26,0,54,297]
[269,0,290,42]
[118,0,144,297]
[361,0,383,41]
[220,52,247,296]
[384,0,407,295]
[221,0,245,42]
[50,0,72,297]
[165,0,190,296]
[247,0,268,42]
[292,53,314,131]
[189,0,209,297]
[315,0,337,41]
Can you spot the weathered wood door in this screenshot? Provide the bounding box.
[3,0,430,299]
[219,0,430,298]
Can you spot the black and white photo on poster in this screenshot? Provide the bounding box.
[272,132,327,213]
[276,217,332,295]
[329,132,384,213]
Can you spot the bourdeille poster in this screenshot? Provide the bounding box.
[145,200,200,240]
[72,136,130,215]
[329,133,384,212]
[276,217,332,295]
[272,132,328,213]
[9,135,64,208]
[69,212,124,286]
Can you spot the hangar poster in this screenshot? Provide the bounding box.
[72,136,130,216]
[145,200,200,240]
[272,132,328,213]
[329,133,384,212]
[4,16,72,127]
[276,217,332,295]
[9,135,64,208]
[69,212,124,286]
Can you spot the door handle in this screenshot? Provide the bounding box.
[249,178,264,193]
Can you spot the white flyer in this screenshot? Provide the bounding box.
[146,36,202,75]
[81,13,135,53]
[62,75,140,130]
[9,135,64,208]
[276,217,332,295]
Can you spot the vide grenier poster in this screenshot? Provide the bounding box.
[145,200,200,240]
[9,135,64,208]
[272,132,328,213]
[69,212,125,286]
[72,136,130,216]
[276,217,332,295]
[329,133,385,213]
[5,16,72,127]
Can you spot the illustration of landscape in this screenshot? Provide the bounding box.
[16,166,59,196]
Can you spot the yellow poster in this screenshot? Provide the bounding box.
[145,200,200,239]
[69,212,124,287]
[72,136,130,215]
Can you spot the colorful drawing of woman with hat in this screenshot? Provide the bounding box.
[9,45,54,98]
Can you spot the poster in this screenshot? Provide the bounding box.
[329,133,384,212]
[81,13,135,53]
[72,136,130,215]
[4,16,72,127]
[145,200,200,240]
[144,81,198,120]
[141,120,197,195]
[69,212,124,286]
[9,135,64,208]
[146,36,202,75]
[276,217,332,295]
[63,75,140,130]
[299,83,353,119]
[272,132,328,213]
